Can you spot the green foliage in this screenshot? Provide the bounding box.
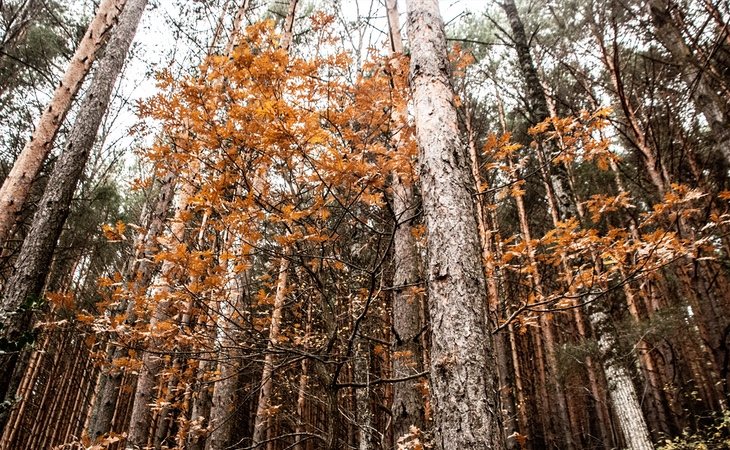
[555,339,599,381]
[0,0,87,164]
[659,411,730,450]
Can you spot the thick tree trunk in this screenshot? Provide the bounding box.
[406,1,503,448]
[0,0,147,429]
[589,306,655,450]
[0,0,126,244]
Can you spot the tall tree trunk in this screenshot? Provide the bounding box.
[126,165,194,449]
[204,275,244,450]
[0,0,126,244]
[589,303,655,450]
[499,0,576,221]
[252,255,290,448]
[385,0,427,442]
[406,1,503,448]
[85,174,175,442]
[466,107,518,449]
[510,162,577,450]
[0,0,147,430]
[188,356,215,450]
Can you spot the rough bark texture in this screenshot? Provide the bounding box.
[386,0,426,441]
[0,0,147,423]
[590,307,655,450]
[499,0,576,221]
[390,173,427,441]
[0,0,126,244]
[406,1,503,448]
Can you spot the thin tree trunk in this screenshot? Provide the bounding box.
[126,164,194,449]
[499,0,576,221]
[512,168,576,450]
[465,106,518,449]
[187,353,215,450]
[385,0,427,442]
[86,173,175,442]
[406,1,503,448]
[252,255,290,447]
[294,301,312,450]
[589,12,668,195]
[0,0,126,244]
[280,0,298,52]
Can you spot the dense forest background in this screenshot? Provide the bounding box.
[1,0,729,449]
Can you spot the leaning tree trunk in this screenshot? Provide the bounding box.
[499,0,575,221]
[405,1,503,448]
[0,0,147,428]
[385,0,427,442]
[0,0,126,244]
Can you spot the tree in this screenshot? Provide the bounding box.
[385,0,427,442]
[406,0,503,448]
[0,0,126,245]
[0,0,147,429]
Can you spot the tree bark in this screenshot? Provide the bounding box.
[0,0,147,429]
[0,0,126,244]
[406,1,503,448]
[499,0,576,221]
[385,0,427,442]
[252,255,290,448]
[86,174,175,442]
[126,167,193,449]
[589,305,655,450]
